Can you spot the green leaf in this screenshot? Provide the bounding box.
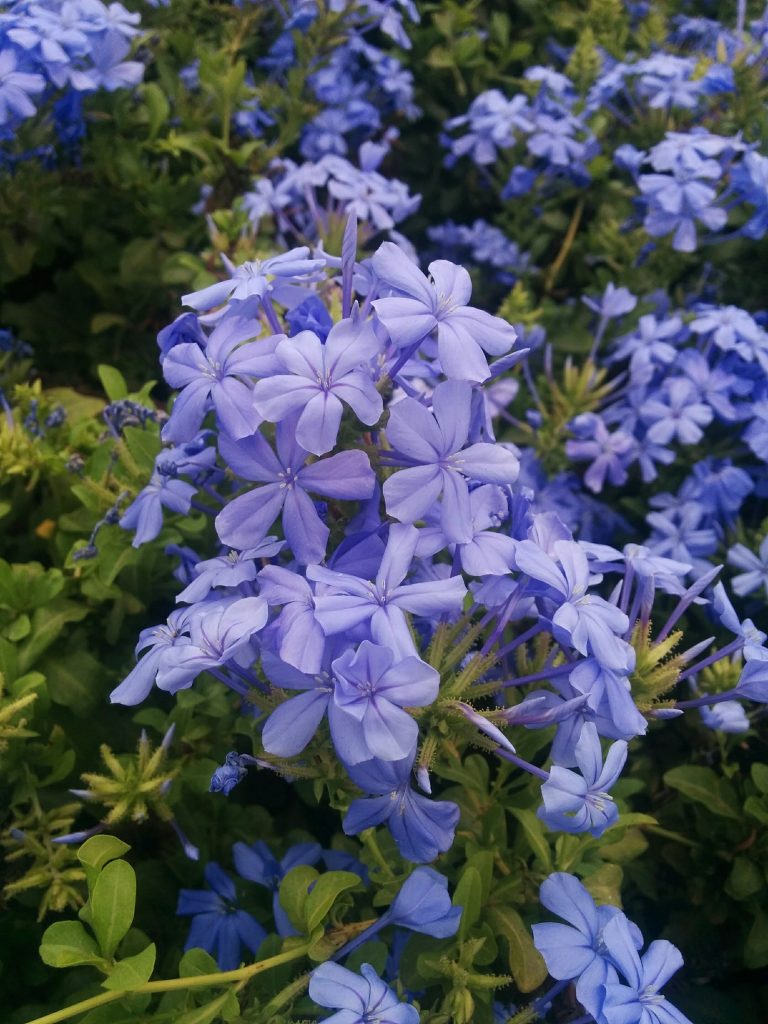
[91,315,128,336]
[179,948,220,977]
[5,613,31,642]
[453,866,483,941]
[726,857,763,900]
[45,387,105,422]
[745,795,768,825]
[343,941,388,978]
[304,871,361,934]
[487,907,546,993]
[752,763,768,794]
[606,812,658,829]
[278,865,319,934]
[102,943,156,991]
[584,863,624,908]
[510,808,553,870]
[97,365,129,402]
[745,909,768,968]
[122,426,161,474]
[142,82,170,139]
[599,828,648,864]
[43,649,106,714]
[663,766,740,820]
[91,859,136,957]
[78,836,132,890]
[18,600,89,673]
[465,851,494,904]
[39,920,105,969]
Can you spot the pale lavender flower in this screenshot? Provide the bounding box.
[252,317,383,455]
[371,241,517,381]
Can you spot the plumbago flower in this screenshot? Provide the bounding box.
[214,417,376,564]
[112,226,768,1013]
[176,863,266,971]
[371,241,518,381]
[532,873,692,1024]
[382,380,520,541]
[161,314,282,443]
[309,962,419,1024]
[539,723,628,837]
[252,315,383,455]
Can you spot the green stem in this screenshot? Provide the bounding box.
[361,828,396,881]
[260,971,310,1016]
[24,943,312,1024]
[646,825,699,849]
[544,197,585,293]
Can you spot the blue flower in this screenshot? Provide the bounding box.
[639,165,727,252]
[732,151,768,239]
[728,536,768,598]
[582,283,637,320]
[182,250,325,314]
[177,863,266,971]
[209,752,260,795]
[252,316,383,455]
[514,539,632,672]
[309,962,419,1024]
[538,722,627,836]
[532,872,637,1019]
[161,315,281,443]
[286,295,334,341]
[329,641,438,764]
[371,241,517,382]
[176,539,284,604]
[343,753,460,863]
[110,597,268,706]
[385,867,461,936]
[443,89,531,166]
[381,380,520,542]
[334,866,460,959]
[0,50,45,126]
[308,523,467,661]
[214,418,376,565]
[600,914,692,1024]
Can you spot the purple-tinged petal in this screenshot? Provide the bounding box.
[282,487,329,564]
[383,465,443,524]
[297,450,376,499]
[262,689,331,756]
[297,391,344,455]
[215,485,285,550]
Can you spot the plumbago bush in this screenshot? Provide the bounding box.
[5,1,768,1024]
[13,222,768,1024]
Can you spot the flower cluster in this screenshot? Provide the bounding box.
[438,11,768,257]
[240,146,421,243]
[253,0,418,162]
[0,0,144,161]
[114,224,768,892]
[533,872,692,1024]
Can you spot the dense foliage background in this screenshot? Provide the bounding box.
[3,2,768,1023]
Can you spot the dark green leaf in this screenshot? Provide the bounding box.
[487,907,546,993]
[453,866,483,941]
[663,766,740,820]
